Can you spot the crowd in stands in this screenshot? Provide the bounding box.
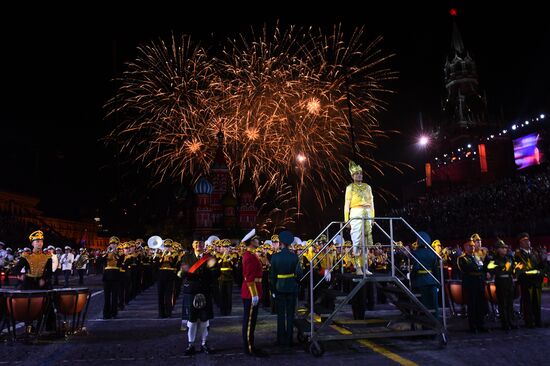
[390,165,550,241]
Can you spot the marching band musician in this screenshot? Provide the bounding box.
[60,245,75,287]
[2,247,14,287]
[13,230,56,331]
[457,240,488,333]
[134,238,146,296]
[46,245,58,287]
[514,232,544,328]
[344,160,374,275]
[74,248,89,285]
[53,247,62,285]
[118,242,132,308]
[218,239,234,316]
[14,230,53,290]
[180,240,219,356]
[116,243,126,310]
[487,239,517,330]
[258,244,272,309]
[103,236,123,319]
[141,245,154,290]
[157,239,179,318]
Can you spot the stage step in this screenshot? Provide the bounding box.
[320,288,348,301]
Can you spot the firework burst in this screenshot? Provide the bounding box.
[106,24,397,217]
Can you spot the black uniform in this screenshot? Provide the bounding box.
[218,254,234,316]
[118,253,130,310]
[157,251,179,318]
[141,253,153,290]
[488,254,516,329]
[102,251,123,319]
[181,252,219,322]
[514,248,544,327]
[458,253,488,332]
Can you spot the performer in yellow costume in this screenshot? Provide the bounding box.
[344,160,374,275]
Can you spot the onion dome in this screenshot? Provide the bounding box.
[194,176,213,195]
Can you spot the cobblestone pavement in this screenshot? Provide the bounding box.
[1,274,549,366]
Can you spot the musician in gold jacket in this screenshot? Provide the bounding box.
[103,236,123,319]
[157,239,179,318]
[13,230,56,331]
[14,230,52,290]
[344,160,374,275]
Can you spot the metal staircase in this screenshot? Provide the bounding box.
[294,217,447,357]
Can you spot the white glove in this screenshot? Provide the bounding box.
[324,269,331,282]
[251,295,259,306]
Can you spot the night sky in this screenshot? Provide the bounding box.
[1,1,548,235]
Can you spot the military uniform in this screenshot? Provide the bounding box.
[157,243,179,318]
[411,232,439,319]
[14,232,53,290]
[119,245,133,307]
[458,243,488,332]
[181,242,219,355]
[102,237,123,319]
[258,248,271,308]
[13,230,55,330]
[218,240,234,316]
[141,248,154,290]
[487,240,516,330]
[241,242,265,356]
[269,231,303,347]
[514,233,544,328]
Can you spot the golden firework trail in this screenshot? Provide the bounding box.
[106,24,398,219]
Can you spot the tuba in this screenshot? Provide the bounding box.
[147,236,163,249]
[148,236,164,259]
[75,250,89,269]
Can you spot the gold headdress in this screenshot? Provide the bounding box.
[349,160,363,177]
[29,230,44,242]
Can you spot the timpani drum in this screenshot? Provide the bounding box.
[1,289,50,341]
[445,280,465,303]
[484,281,498,305]
[51,288,90,336]
[444,280,465,316]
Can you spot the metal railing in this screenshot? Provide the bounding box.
[301,216,447,336]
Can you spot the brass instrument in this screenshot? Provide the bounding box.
[148,235,164,260]
[75,251,89,269]
[147,236,163,249]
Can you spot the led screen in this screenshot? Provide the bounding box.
[513,133,544,169]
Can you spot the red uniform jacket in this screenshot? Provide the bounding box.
[241,249,263,299]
